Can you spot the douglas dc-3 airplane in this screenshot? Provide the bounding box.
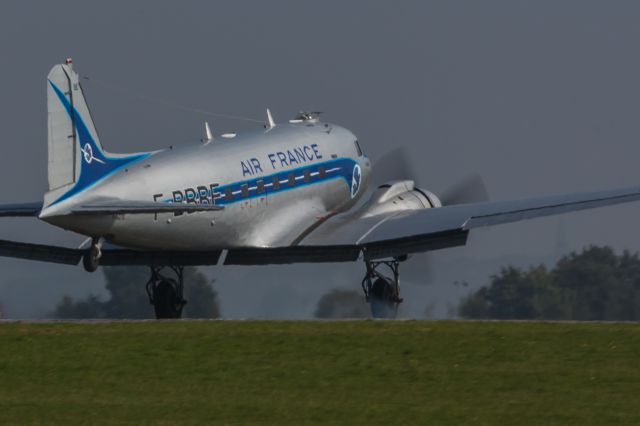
[2,59,640,318]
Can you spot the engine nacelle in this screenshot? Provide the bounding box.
[360,180,441,218]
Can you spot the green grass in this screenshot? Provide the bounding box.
[0,321,639,425]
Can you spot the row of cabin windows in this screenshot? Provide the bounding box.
[222,166,327,201]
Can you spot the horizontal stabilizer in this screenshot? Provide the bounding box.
[0,202,43,217]
[71,200,223,215]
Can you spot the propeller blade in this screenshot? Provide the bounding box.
[402,252,435,285]
[440,174,489,205]
[373,147,418,185]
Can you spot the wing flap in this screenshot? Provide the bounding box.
[361,229,469,260]
[224,245,360,265]
[99,249,222,266]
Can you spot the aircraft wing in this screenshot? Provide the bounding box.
[0,239,81,264]
[290,184,640,261]
[0,239,223,266]
[290,184,640,262]
[0,185,638,267]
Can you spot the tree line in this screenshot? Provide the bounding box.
[53,266,219,319]
[52,245,640,320]
[459,246,640,321]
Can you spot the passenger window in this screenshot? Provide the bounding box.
[241,184,249,197]
[257,180,265,194]
[354,140,363,156]
[318,165,326,178]
[288,173,296,186]
[224,187,233,201]
[303,169,311,183]
[272,176,280,190]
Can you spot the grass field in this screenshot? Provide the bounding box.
[0,321,639,425]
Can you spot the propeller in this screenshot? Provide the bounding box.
[374,148,489,205]
[372,148,489,286]
[440,174,489,205]
[373,147,417,186]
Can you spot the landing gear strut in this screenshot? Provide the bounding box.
[361,257,404,319]
[145,266,186,319]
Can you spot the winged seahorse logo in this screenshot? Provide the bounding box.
[80,143,105,165]
[351,164,362,198]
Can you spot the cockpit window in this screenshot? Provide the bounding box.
[354,140,363,157]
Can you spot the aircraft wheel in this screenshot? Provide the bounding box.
[153,278,184,319]
[82,245,100,272]
[368,277,399,319]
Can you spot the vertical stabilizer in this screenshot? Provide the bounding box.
[44,60,150,209]
[47,60,105,191]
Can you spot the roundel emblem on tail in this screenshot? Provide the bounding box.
[351,164,362,198]
[80,143,105,165]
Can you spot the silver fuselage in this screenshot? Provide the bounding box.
[40,122,372,250]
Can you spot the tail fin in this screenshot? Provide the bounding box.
[47,60,104,190]
[45,60,149,207]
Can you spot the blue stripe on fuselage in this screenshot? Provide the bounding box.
[163,157,357,206]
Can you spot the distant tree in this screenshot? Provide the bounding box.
[461,267,532,319]
[183,267,220,318]
[53,294,105,319]
[486,267,536,319]
[553,246,639,321]
[458,287,489,319]
[616,250,640,319]
[102,266,152,318]
[315,289,370,319]
[459,246,640,321]
[52,267,220,319]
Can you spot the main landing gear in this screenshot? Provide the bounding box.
[82,238,103,272]
[145,266,186,319]
[361,257,405,319]
[82,238,186,318]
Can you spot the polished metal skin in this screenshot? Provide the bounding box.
[41,121,372,250]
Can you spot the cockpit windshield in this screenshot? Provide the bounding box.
[354,140,363,157]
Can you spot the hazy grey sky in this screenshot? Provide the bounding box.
[1,1,640,318]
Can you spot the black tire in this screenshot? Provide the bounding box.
[368,277,398,319]
[153,278,184,319]
[82,247,100,272]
